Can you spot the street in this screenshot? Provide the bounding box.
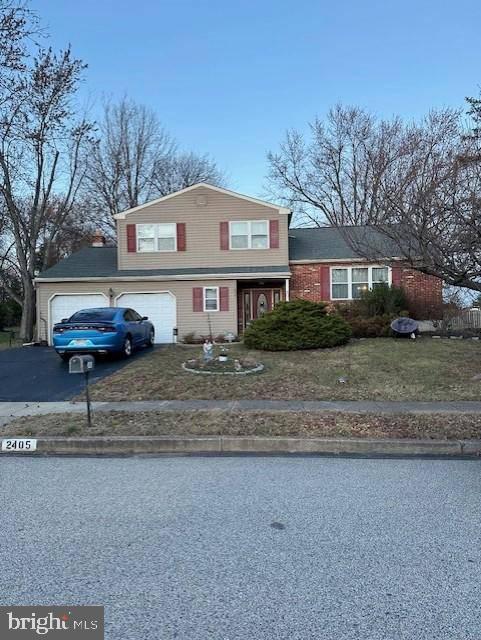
[0,456,479,639]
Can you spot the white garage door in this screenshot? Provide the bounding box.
[49,294,107,343]
[116,292,176,344]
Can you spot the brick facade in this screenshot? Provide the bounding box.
[289,262,443,319]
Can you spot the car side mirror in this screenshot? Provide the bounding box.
[61,318,68,323]
[141,316,148,321]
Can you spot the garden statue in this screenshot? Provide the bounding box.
[203,339,214,362]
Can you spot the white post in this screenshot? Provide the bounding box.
[285,278,290,301]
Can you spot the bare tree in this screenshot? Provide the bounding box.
[0,43,93,340]
[267,104,481,292]
[85,98,175,228]
[151,151,225,197]
[86,97,225,229]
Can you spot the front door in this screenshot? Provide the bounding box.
[241,288,282,331]
[252,290,272,320]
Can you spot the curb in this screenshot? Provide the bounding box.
[2,436,481,458]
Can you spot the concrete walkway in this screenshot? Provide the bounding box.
[2,399,481,425]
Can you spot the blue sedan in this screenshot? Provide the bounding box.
[53,307,155,361]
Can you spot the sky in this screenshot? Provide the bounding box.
[32,0,481,198]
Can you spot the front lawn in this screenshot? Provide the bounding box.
[84,338,481,401]
[3,409,481,440]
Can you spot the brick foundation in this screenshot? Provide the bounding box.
[289,262,443,319]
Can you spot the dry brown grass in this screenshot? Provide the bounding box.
[3,409,481,440]
[80,338,481,401]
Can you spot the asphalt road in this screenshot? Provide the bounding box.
[0,456,480,639]
[0,346,157,401]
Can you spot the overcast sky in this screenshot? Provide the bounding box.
[34,0,481,197]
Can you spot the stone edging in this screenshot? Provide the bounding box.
[181,363,264,375]
[2,436,480,458]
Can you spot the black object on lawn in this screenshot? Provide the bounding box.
[390,317,419,337]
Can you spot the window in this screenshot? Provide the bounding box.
[137,223,176,252]
[204,287,219,312]
[331,266,390,300]
[332,269,349,299]
[69,309,117,322]
[229,220,268,249]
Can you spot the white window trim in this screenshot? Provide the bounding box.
[136,223,177,253]
[330,265,392,301]
[203,286,219,312]
[229,220,269,250]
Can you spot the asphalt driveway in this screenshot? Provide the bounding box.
[0,346,156,401]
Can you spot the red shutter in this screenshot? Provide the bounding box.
[219,286,229,311]
[220,222,229,250]
[320,266,331,300]
[269,219,279,249]
[391,265,402,287]
[193,287,203,312]
[127,224,136,252]
[177,223,186,251]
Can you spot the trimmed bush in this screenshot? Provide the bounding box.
[243,299,351,351]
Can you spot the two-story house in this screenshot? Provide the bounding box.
[35,183,443,344]
[35,183,291,344]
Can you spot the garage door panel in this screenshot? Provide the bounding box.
[49,294,107,344]
[116,293,176,344]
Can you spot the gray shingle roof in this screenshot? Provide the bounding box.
[36,247,290,279]
[288,226,398,261]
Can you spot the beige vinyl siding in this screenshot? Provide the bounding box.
[36,279,238,343]
[117,186,289,270]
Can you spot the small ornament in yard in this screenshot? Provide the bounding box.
[219,346,228,362]
[337,376,348,384]
[225,332,235,343]
[203,339,214,362]
[234,359,242,371]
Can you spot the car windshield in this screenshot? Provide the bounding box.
[68,309,117,322]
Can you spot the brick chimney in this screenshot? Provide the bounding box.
[91,229,106,247]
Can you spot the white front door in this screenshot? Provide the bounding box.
[49,294,107,344]
[115,292,176,344]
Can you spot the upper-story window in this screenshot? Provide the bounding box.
[137,223,177,252]
[331,266,390,300]
[230,220,269,249]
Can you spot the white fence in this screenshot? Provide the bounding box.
[443,309,481,330]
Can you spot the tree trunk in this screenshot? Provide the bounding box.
[19,279,35,342]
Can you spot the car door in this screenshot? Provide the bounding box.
[123,309,143,346]
[131,309,149,342]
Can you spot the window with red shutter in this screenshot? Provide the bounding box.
[220,222,229,250]
[193,287,203,312]
[177,223,186,251]
[269,220,279,248]
[219,287,229,311]
[126,224,136,252]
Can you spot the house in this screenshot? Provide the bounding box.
[35,183,442,344]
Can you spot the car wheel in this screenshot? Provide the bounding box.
[122,336,132,358]
[147,329,155,347]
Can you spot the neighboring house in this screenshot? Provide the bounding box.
[35,183,442,345]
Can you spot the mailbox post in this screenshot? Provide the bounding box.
[69,355,95,428]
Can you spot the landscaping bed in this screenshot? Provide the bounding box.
[80,338,481,401]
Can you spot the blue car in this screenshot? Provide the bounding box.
[53,307,155,361]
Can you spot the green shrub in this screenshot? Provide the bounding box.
[357,283,408,317]
[243,299,351,351]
